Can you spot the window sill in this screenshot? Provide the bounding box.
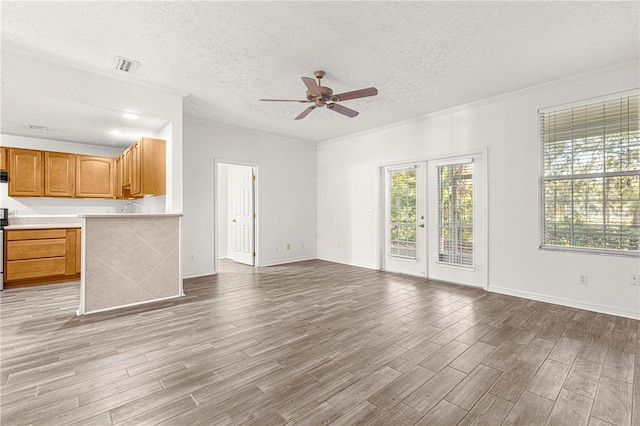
[539,245,640,258]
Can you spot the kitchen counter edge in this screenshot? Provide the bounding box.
[78,213,183,218]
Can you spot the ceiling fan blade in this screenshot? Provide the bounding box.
[295,106,316,120]
[260,99,310,103]
[301,77,322,97]
[332,87,378,102]
[327,103,359,118]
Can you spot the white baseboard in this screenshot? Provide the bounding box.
[488,285,639,320]
[183,269,216,279]
[260,255,318,267]
[316,256,377,271]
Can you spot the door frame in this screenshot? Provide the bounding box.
[214,157,260,273]
[377,148,489,290]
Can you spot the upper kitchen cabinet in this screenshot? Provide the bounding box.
[115,155,123,199]
[44,152,75,197]
[122,146,132,188]
[0,147,7,170]
[130,137,166,197]
[8,148,43,197]
[75,155,115,198]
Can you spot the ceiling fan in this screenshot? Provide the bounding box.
[260,71,378,120]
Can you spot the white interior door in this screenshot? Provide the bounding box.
[427,154,486,288]
[383,162,427,277]
[231,165,255,266]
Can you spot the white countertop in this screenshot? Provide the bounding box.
[79,213,183,218]
[4,223,81,230]
[4,215,82,230]
[2,214,182,230]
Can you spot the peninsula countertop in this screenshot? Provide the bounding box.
[3,213,183,230]
[78,213,183,218]
[3,215,82,230]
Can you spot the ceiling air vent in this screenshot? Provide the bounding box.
[26,124,47,131]
[115,56,139,74]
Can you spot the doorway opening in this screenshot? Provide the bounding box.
[215,160,258,273]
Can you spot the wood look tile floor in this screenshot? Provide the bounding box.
[1,259,638,425]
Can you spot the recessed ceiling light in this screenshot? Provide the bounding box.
[111,130,123,137]
[123,112,139,120]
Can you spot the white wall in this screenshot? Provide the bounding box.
[317,62,640,319]
[183,120,317,277]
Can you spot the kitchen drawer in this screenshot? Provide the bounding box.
[6,239,67,261]
[6,229,67,241]
[6,258,66,281]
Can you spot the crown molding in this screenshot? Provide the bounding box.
[183,115,317,147]
[318,59,640,147]
[1,45,190,99]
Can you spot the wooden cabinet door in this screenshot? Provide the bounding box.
[115,155,123,199]
[129,137,166,197]
[122,148,132,187]
[45,152,75,197]
[75,155,115,198]
[8,148,43,197]
[0,147,6,171]
[130,139,141,195]
[75,229,82,274]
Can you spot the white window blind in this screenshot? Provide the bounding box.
[389,168,418,260]
[541,94,640,255]
[437,162,474,267]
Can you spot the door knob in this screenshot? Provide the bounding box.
[232,219,237,223]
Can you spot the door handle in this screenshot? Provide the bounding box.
[418,224,425,228]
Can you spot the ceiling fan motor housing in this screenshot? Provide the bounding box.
[307,86,334,106]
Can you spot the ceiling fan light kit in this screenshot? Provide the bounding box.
[260,70,378,120]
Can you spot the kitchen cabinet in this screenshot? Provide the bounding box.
[4,228,81,288]
[75,228,82,274]
[75,155,115,198]
[0,147,6,170]
[129,137,166,196]
[8,148,43,197]
[44,152,75,197]
[115,155,123,198]
[122,147,132,188]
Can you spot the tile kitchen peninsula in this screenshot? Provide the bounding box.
[77,213,183,315]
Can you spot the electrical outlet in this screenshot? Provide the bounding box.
[286,243,291,250]
[301,243,305,249]
[189,254,195,261]
[578,275,588,285]
[631,274,640,286]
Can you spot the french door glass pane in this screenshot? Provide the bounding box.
[389,169,417,259]
[438,163,473,267]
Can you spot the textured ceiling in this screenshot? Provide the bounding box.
[1,1,639,145]
[1,87,170,148]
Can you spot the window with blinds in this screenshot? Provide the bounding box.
[541,94,640,255]
[437,162,474,267]
[389,168,418,259]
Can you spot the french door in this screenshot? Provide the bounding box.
[382,154,486,288]
[383,162,428,277]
